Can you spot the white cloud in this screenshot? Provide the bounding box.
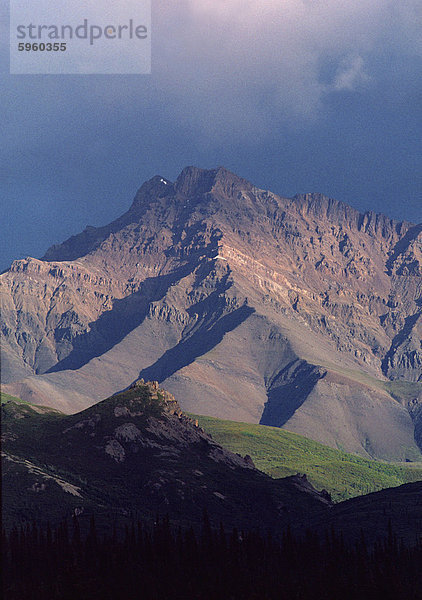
[147,0,420,140]
[333,55,369,91]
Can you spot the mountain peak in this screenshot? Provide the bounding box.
[130,174,174,210]
[174,166,252,197]
[174,166,218,196]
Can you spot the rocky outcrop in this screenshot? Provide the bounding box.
[1,384,331,531]
[382,313,422,381]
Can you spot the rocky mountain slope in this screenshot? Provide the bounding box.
[1,381,330,532]
[1,167,421,459]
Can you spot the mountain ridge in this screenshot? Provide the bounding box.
[41,166,415,264]
[2,166,421,459]
[1,381,330,532]
[2,387,421,549]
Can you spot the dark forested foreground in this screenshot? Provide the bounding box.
[3,515,422,600]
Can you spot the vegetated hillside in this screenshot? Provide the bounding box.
[2,166,421,460]
[1,381,330,533]
[2,384,422,553]
[194,415,422,502]
[1,391,29,405]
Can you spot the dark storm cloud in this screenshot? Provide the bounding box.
[1,1,421,269]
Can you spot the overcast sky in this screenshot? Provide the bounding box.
[2,1,421,271]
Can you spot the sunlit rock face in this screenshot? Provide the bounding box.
[1,167,421,459]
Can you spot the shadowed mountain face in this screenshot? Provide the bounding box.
[1,166,422,459]
[1,383,330,532]
[2,389,420,550]
[303,480,422,548]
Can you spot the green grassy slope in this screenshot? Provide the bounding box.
[2,389,421,505]
[2,390,330,532]
[1,391,28,404]
[194,415,422,502]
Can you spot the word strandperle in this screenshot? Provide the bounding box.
[16,19,148,45]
